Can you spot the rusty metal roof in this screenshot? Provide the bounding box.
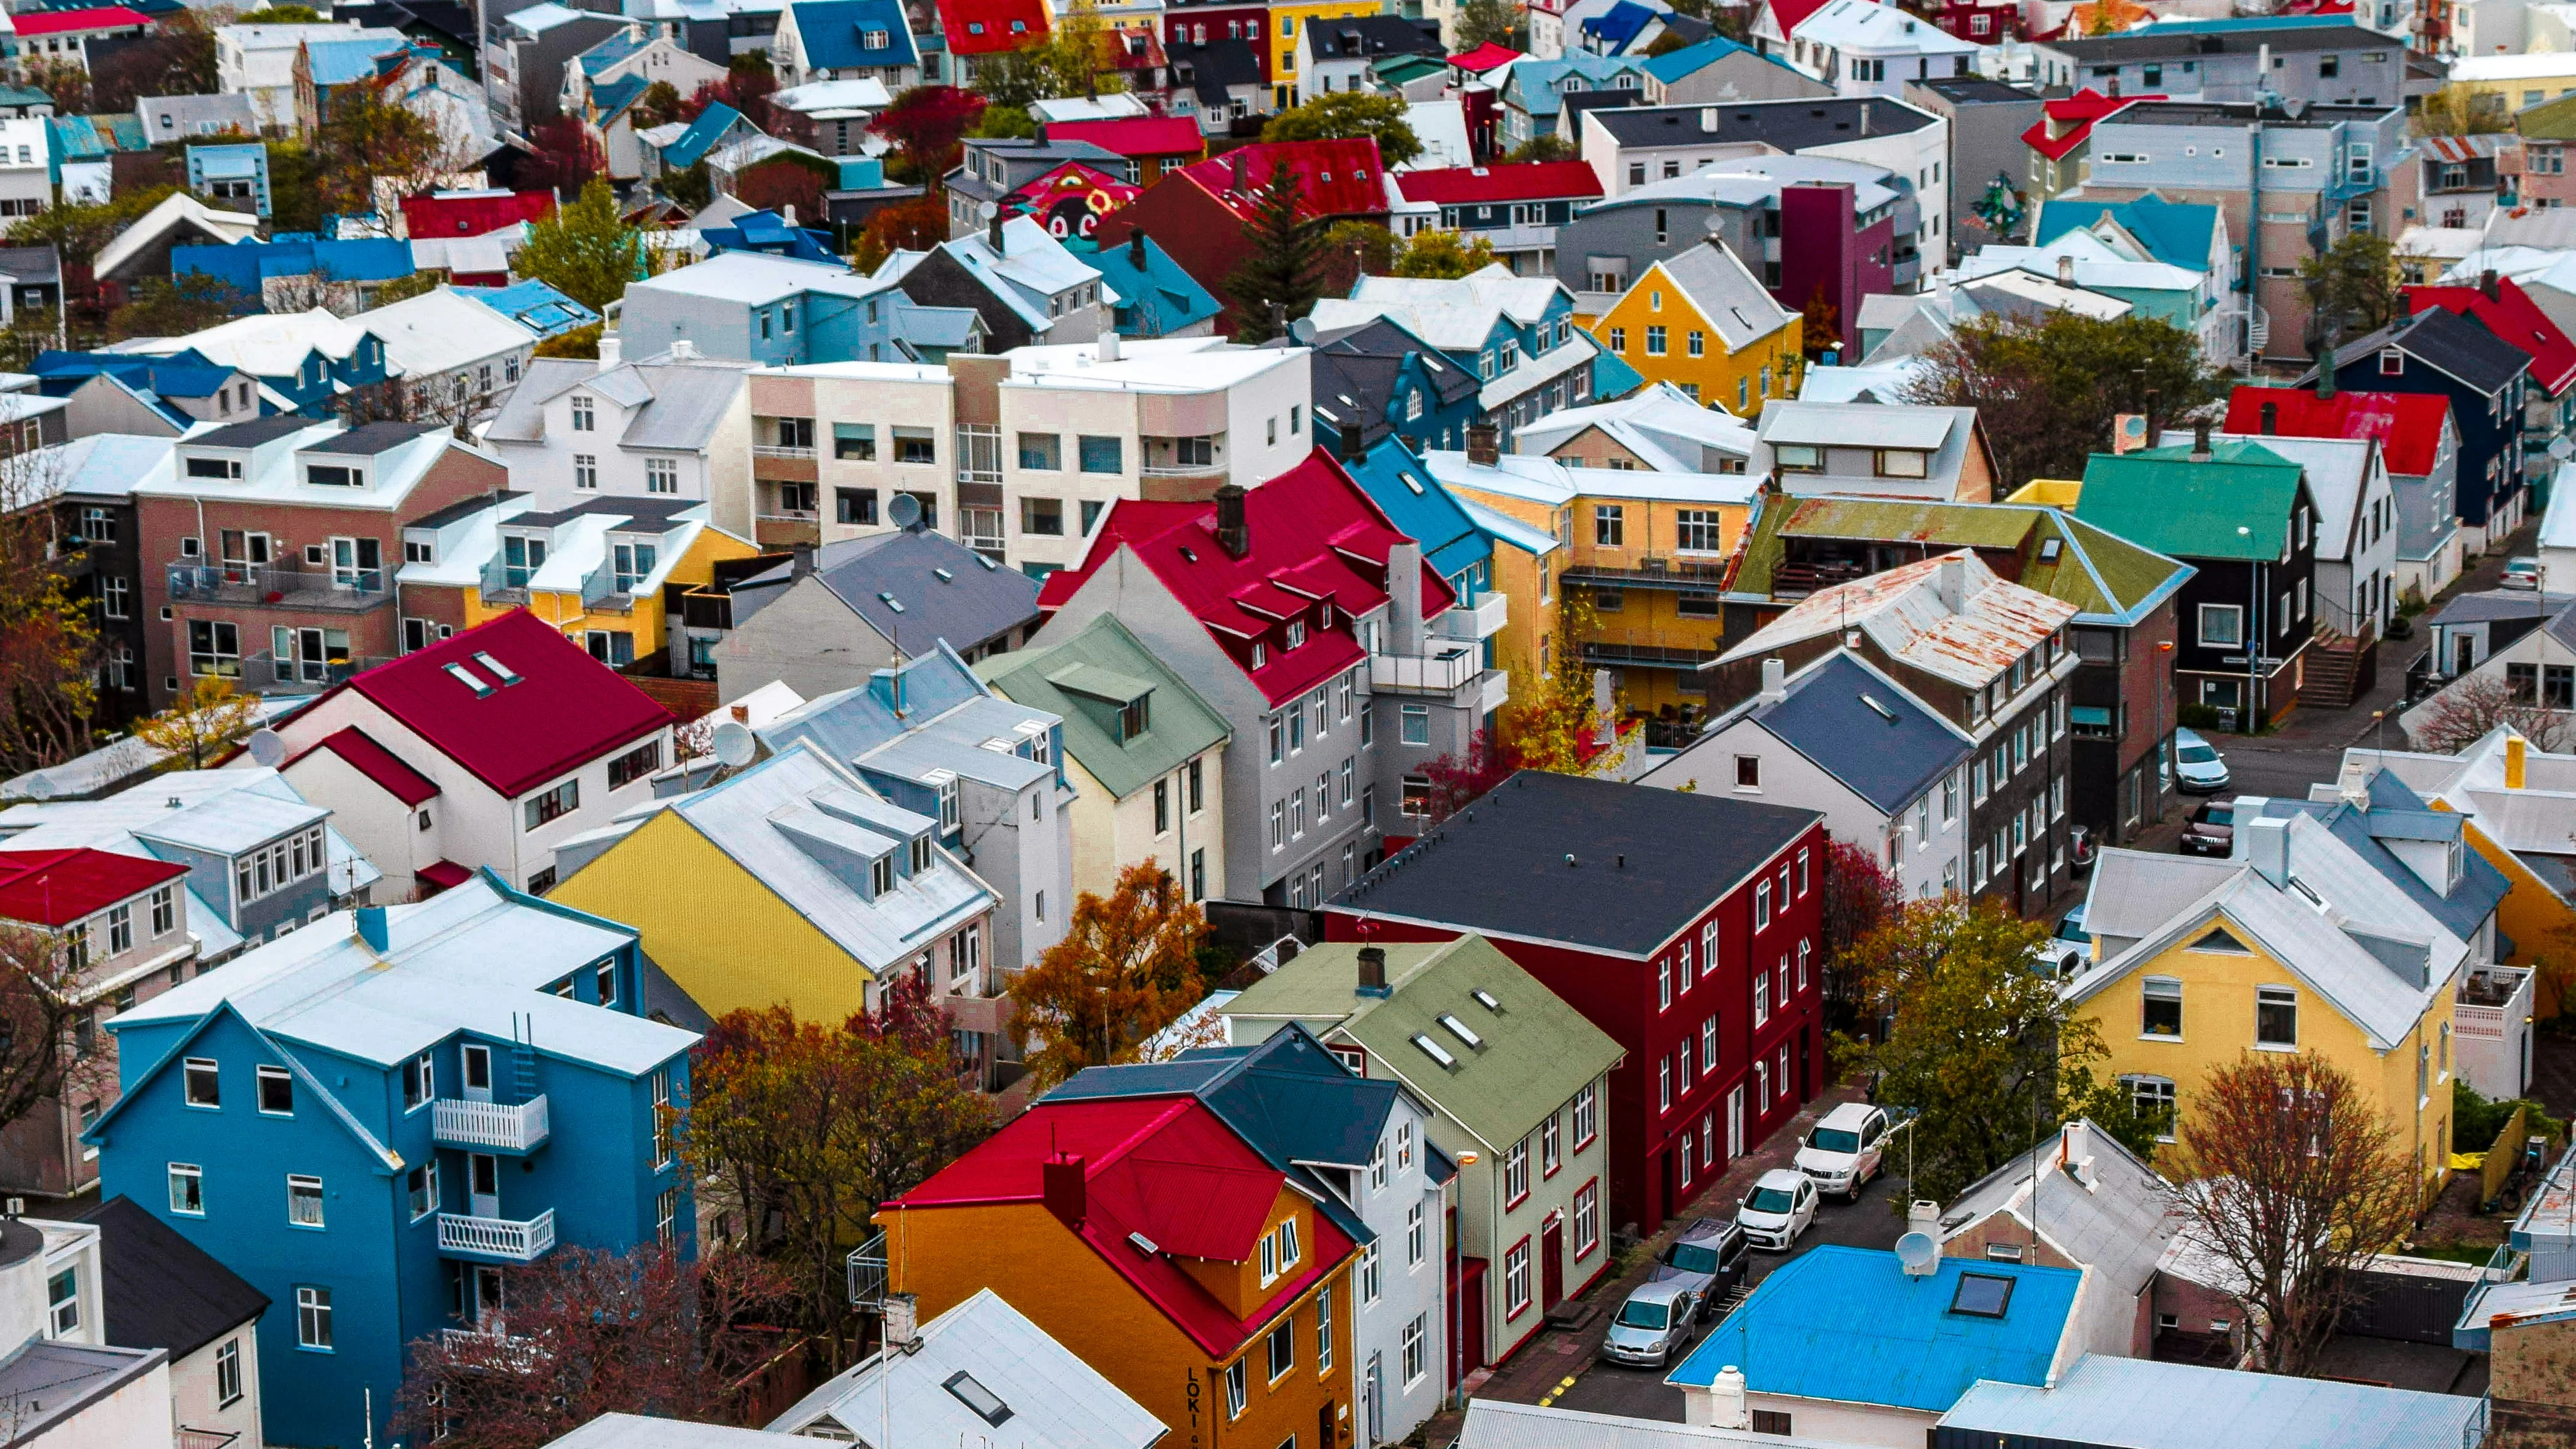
[1719,549,2078,688]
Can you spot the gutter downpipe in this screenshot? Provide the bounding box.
[2246,116,2262,366]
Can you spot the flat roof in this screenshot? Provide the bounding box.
[1588,97,1942,151]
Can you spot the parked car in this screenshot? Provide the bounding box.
[1737,1167,1818,1251]
[2180,799,2237,857]
[1649,1217,1750,1317]
[2504,557,2543,590]
[2173,727,2230,794]
[1600,1280,1700,1368]
[1795,1102,1895,1202]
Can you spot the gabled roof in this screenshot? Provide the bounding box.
[2020,89,2145,162]
[1312,263,1566,353]
[91,191,259,282]
[287,725,439,806]
[1938,1352,2489,1449]
[2404,277,2576,395]
[660,102,749,169]
[1332,770,1819,956]
[1693,651,1973,814]
[1448,41,1522,73]
[1303,314,1482,443]
[1938,1120,2177,1312]
[893,1095,1356,1358]
[1721,549,2080,687]
[2161,428,2374,562]
[2075,440,2307,560]
[1172,138,1388,223]
[730,523,1038,651]
[2032,192,2217,271]
[975,614,1230,802]
[1037,447,1453,708]
[332,608,672,799]
[2241,769,2508,946]
[486,351,756,453]
[1790,0,1979,53]
[1068,232,1220,335]
[1649,239,1799,351]
[1639,33,1777,83]
[1168,38,1264,104]
[1393,161,1602,206]
[942,0,1047,54]
[0,847,185,926]
[1342,433,1490,580]
[1502,54,1651,120]
[1759,0,1836,38]
[2224,385,2452,478]
[2307,305,2531,398]
[76,1196,268,1360]
[1516,382,1755,473]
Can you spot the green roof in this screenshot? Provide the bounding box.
[2522,92,2576,139]
[2074,441,2305,561]
[1221,934,1623,1149]
[974,614,1231,801]
[1727,494,2193,626]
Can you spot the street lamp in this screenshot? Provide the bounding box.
[2239,524,2259,732]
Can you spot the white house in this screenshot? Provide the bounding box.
[1787,0,1981,98]
[481,338,759,539]
[79,1196,268,1449]
[0,117,49,233]
[215,23,408,129]
[358,286,542,418]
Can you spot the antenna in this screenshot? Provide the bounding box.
[711,720,757,767]
[246,728,285,767]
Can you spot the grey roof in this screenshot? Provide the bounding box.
[2236,770,2508,944]
[1586,97,1942,152]
[78,1194,268,1359]
[1332,771,1820,957]
[2106,99,2395,128]
[0,1338,166,1440]
[1936,1352,2488,1449]
[2427,588,2569,626]
[1171,38,1263,100]
[1910,75,2036,103]
[1938,1120,2177,1309]
[1655,238,1795,351]
[540,1417,779,1448]
[0,244,62,287]
[191,414,316,449]
[2044,20,2387,59]
[404,489,526,532]
[733,526,1039,653]
[770,1287,1164,1444]
[1308,15,1441,58]
[1463,1400,1856,1449]
[138,92,258,135]
[303,420,442,455]
[486,352,755,453]
[1706,652,1972,814]
[2313,305,2530,396]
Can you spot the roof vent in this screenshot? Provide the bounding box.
[1472,987,1502,1012]
[472,650,520,685]
[879,592,906,613]
[934,567,955,582]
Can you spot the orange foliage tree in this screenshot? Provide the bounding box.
[1006,860,1209,1089]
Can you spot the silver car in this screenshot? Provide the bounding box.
[1600,1279,1700,1368]
[1648,1217,1750,1320]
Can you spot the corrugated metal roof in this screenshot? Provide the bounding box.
[1937,1352,2487,1449]
[1721,550,2079,689]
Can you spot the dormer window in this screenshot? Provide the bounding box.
[1252,641,1269,669]
[184,455,243,480]
[1120,693,1150,741]
[1287,620,1306,650]
[910,836,931,873]
[306,463,360,487]
[871,854,894,894]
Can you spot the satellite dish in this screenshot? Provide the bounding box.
[246,729,287,768]
[1288,316,1317,345]
[1895,1230,1939,1276]
[711,720,758,767]
[887,492,923,531]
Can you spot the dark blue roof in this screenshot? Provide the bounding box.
[662,102,749,169]
[33,348,238,424]
[1731,653,1972,814]
[1343,435,1490,584]
[1583,0,1661,49]
[787,0,919,69]
[699,208,842,264]
[1068,233,1220,337]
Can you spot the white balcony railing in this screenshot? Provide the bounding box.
[753,444,817,460]
[1479,669,1511,716]
[439,1327,544,1369]
[1369,647,1482,694]
[438,1207,556,1262]
[432,1096,550,1153]
[2458,966,2533,1040]
[1433,592,1508,642]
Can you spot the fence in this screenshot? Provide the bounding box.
[2486,1102,2533,1207]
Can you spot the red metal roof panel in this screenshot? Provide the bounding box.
[2224,385,2455,478]
[14,7,149,34]
[293,725,440,806]
[942,0,1049,55]
[1395,161,1604,206]
[1045,115,1207,158]
[0,849,186,927]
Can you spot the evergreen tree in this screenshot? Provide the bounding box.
[1225,161,1324,341]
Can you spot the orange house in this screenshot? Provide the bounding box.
[879,1096,1356,1449]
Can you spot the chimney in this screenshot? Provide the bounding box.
[1934,553,1968,613]
[1041,1153,1086,1224]
[792,542,815,578]
[2509,733,2529,790]
[1357,945,1391,997]
[2056,253,2075,287]
[2482,267,2501,302]
[781,202,797,226]
[2338,757,2371,808]
[2259,401,2278,434]
[1907,1198,1939,1233]
[2245,815,2289,886]
[2315,339,2337,401]
[1465,423,1500,466]
[596,333,622,372]
[988,207,1005,255]
[1213,484,1250,558]
[1706,1367,1751,1431]
[2190,420,2211,461]
[1759,656,1787,703]
[1098,330,1121,362]
[1128,227,1147,269]
[1337,417,1366,462]
[2061,1119,2098,1191]
[883,1292,923,1350]
[354,905,389,953]
[1859,101,1870,134]
[1388,539,1426,654]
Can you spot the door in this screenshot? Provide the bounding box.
[1726,1086,1746,1160]
[1660,1146,1679,1224]
[462,1045,493,1103]
[474,1265,505,1332]
[330,536,381,590]
[469,1153,499,1218]
[2453,631,2477,676]
[1540,1220,1564,1313]
[1319,1398,1336,1449]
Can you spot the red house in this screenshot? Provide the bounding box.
[944,0,1050,80]
[1045,113,1208,186]
[1092,139,1389,335]
[1323,772,1826,1235]
[399,188,556,239]
[1931,0,2024,43]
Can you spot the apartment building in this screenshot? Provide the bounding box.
[2031,18,2423,107]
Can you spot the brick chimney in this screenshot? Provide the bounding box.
[1213,484,1250,558]
[1357,945,1390,997]
[1041,1153,1086,1225]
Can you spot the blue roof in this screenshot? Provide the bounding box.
[1582,1,1661,52]
[456,280,599,338]
[576,29,649,74]
[1344,435,1490,582]
[1506,55,1649,119]
[1640,33,1779,83]
[1938,1352,2487,1449]
[1724,653,1972,814]
[786,0,919,70]
[2034,192,2219,272]
[838,155,886,189]
[590,73,650,121]
[304,36,410,86]
[699,208,842,264]
[662,102,749,169]
[169,235,414,296]
[1591,346,1645,401]
[1067,233,1220,337]
[1669,1247,2079,1413]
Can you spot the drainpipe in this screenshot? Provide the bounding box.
[2246,119,2262,365]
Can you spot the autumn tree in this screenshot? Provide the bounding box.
[1316,220,1397,297]
[1504,134,1575,163]
[1008,861,1209,1088]
[0,447,100,775]
[1262,91,1422,166]
[20,59,87,115]
[0,923,113,1142]
[1412,729,1514,826]
[1393,229,1498,280]
[1800,280,1841,362]
[1903,309,2219,493]
[2412,676,2570,753]
[1226,161,1325,342]
[1839,896,2155,1202]
[92,9,220,113]
[1502,592,1615,774]
[135,676,264,770]
[854,194,948,272]
[1817,838,1901,1024]
[683,977,993,1361]
[1456,0,1519,48]
[316,83,473,224]
[633,78,688,129]
[2169,1053,2420,1375]
[107,272,243,341]
[516,178,647,314]
[869,84,986,189]
[733,160,828,221]
[394,1242,798,1449]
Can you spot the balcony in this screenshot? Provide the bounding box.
[1563,558,1730,591]
[1433,590,1508,641]
[438,1327,544,1369]
[165,560,389,612]
[1370,645,1483,694]
[752,446,818,484]
[177,1431,241,1449]
[1480,668,1510,715]
[438,1207,557,1263]
[1581,629,1721,669]
[432,1095,550,1155]
[752,444,817,460]
[2457,965,2533,1041]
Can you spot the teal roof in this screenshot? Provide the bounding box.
[590,73,648,121]
[2074,439,2306,560]
[577,29,649,74]
[1640,34,1795,83]
[973,614,1230,802]
[663,102,746,169]
[1344,435,1490,582]
[1067,233,1221,337]
[1591,347,1645,401]
[2034,192,2219,272]
[1669,1247,2080,1413]
[1506,55,1649,120]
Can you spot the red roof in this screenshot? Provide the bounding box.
[1395,161,1603,206]
[1045,115,1206,159]
[1447,41,1522,72]
[896,1096,1355,1357]
[942,0,1048,55]
[2224,386,2456,478]
[291,725,440,806]
[1763,0,1836,38]
[336,610,673,800]
[12,6,148,34]
[0,849,185,928]
[1037,447,1455,707]
[2021,89,2151,161]
[399,190,556,238]
[1172,139,1389,224]
[2405,277,2576,394]
[415,860,475,894]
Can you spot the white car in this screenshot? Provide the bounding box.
[1795,1103,1893,1202]
[2173,727,2230,794]
[1737,1167,1818,1251]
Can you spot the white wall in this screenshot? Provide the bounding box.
[1682,1389,1938,1448]
[168,1321,261,1449]
[26,1358,171,1449]
[1639,719,1965,901]
[491,364,756,539]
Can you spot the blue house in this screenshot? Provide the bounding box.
[1313,269,1601,444]
[697,206,843,264]
[167,234,415,314]
[619,249,988,365]
[81,871,698,1449]
[779,0,921,83]
[184,142,270,218]
[1498,55,1647,151]
[1067,231,1221,338]
[2300,306,2534,544]
[1305,313,1483,455]
[31,346,248,427]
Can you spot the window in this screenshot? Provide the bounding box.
[1755,880,1772,929]
[1402,1314,1426,1386]
[2125,1074,2177,1139]
[2143,978,2182,1037]
[523,778,579,830]
[1504,1239,1531,1318]
[169,1162,203,1215]
[184,1057,219,1108]
[1734,754,1760,790]
[1594,504,1624,546]
[402,1052,434,1111]
[188,620,240,677]
[1266,1319,1295,1381]
[1505,1136,1530,1205]
[407,1161,439,1219]
[571,396,594,431]
[1573,1082,1597,1148]
[608,741,661,790]
[297,1287,332,1350]
[1401,704,1430,746]
[1675,509,1722,552]
[1225,1361,1247,1419]
[2256,986,2297,1047]
[651,1067,674,1169]
[834,423,877,461]
[1317,1286,1332,1372]
[645,457,679,494]
[2197,603,2244,648]
[215,1339,242,1406]
[1573,1178,1599,1258]
[1021,497,1064,535]
[150,886,174,936]
[288,1173,325,1228]
[258,1064,294,1115]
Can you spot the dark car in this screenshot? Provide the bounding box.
[1647,1216,1750,1319]
[2180,800,2236,857]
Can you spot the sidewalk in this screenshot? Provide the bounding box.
[1417,1077,1870,1437]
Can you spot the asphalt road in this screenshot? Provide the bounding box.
[1546,1169,1914,1422]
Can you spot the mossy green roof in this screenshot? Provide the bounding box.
[2074,441,2305,561]
[1726,493,2193,626]
[974,614,1231,801]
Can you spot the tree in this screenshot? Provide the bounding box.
[1225,161,1326,341]
[263,138,322,233]
[107,272,243,341]
[2169,1054,2419,1375]
[0,448,100,776]
[2411,677,2570,754]
[7,185,175,269]
[1903,309,2220,492]
[683,979,993,1362]
[1504,134,1575,163]
[1800,280,1841,362]
[369,270,444,306]
[1006,861,1209,1089]
[0,923,110,1143]
[1262,92,1422,167]
[2415,87,2512,137]
[534,321,602,359]
[661,160,714,212]
[969,102,1038,139]
[1501,592,1615,773]
[1840,896,2156,1202]
[1816,838,1901,1021]
[1315,219,1396,297]
[522,115,606,200]
[394,1242,798,1449]
[515,178,647,314]
[632,79,688,129]
[1642,28,1695,55]
[240,4,325,18]
[315,81,473,224]
[869,85,985,189]
[91,9,220,113]
[2301,230,2399,346]
[854,194,948,272]
[134,676,263,771]
[1413,730,1513,826]
[1456,0,1520,48]
[733,160,828,221]
[20,59,87,116]
[1393,228,1496,279]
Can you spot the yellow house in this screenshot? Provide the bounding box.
[1588,242,1801,417]
[427,497,760,669]
[2442,54,2576,126]
[2068,810,2472,1198]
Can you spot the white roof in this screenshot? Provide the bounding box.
[2397,224,2484,263]
[136,418,491,510]
[1612,155,1902,218]
[1464,1401,1856,1449]
[1760,399,1960,451]
[359,287,538,377]
[635,249,893,305]
[770,1288,1164,1445]
[92,192,259,281]
[2448,51,2576,80]
[942,216,1113,327]
[1515,381,1758,472]
[1006,340,1298,396]
[112,306,375,374]
[1313,264,1567,351]
[1404,96,1476,168]
[1954,233,2203,293]
[1028,92,1149,121]
[772,76,893,112]
[409,224,525,277]
[1426,447,1766,507]
[1791,0,1981,52]
[398,494,530,587]
[1797,354,1929,403]
[504,2,593,33]
[1719,548,2077,686]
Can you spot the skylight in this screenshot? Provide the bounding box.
[1411,1033,1458,1068]
[879,592,905,614]
[934,567,955,582]
[1437,1013,1483,1049]
[1950,1271,2015,1318]
[471,651,521,685]
[1128,1230,1160,1255]
[942,1370,1013,1427]
[1861,693,1897,722]
[445,663,493,697]
[1472,988,1502,1013]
